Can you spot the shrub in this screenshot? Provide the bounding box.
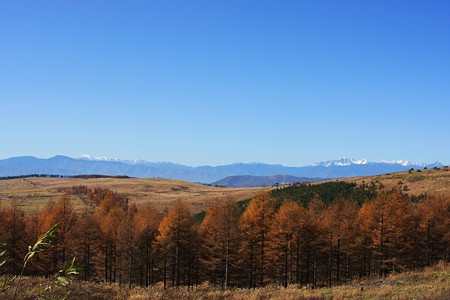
[0,224,79,300]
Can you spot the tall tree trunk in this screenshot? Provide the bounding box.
[260,229,265,287]
[225,236,229,290]
[163,258,167,290]
[284,236,288,288]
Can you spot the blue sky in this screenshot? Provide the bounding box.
[1,1,449,166]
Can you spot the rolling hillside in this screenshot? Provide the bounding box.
[1,167,449,215]
[0,176,261,213]
[212,174,326,187]
[336,166,450,197]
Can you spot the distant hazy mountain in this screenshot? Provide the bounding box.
[211,175,325,187]
[0,155,443,183]
[312,158,431,168]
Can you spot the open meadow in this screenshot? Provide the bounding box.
[0,177,262,213]
[1,167,449,214]
[338,166,450,197]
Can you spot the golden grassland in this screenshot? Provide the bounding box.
[2,261,449,300]
[333,167,450,198]
[1,167,450,214]
[0,177,262,213]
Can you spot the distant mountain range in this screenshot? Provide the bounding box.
[211,175,325,187]
[0,155,444,184]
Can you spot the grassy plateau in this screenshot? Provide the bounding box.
[0,177,261,213]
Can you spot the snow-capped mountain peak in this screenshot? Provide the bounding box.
[312,158,443,168]
[80,154,145,164]
[312,158,369,167]
[378,160,443,168]
[80,154,122,162]
[380,160,415,167]
[79,154,186,167]
[0,155,445,183]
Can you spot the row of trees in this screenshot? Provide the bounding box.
[1,185,449,289]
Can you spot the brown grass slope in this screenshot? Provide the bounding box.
[2,262,448,299]
[332,166,450,197]
[0,177,261,213]
[1,167,449,214]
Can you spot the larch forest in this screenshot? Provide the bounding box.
[1,180,449,293]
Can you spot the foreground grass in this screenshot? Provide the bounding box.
[2,262,449,299]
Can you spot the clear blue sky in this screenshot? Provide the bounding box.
[1,1,449,166]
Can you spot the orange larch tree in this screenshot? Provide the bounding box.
[39,192,78,273]
[356,190,413,278]
[199,198,240,289]
[239,191,275,287]
[320,198,358,286]
[304,196,326,288]
[76,206,100,281]
[155,199,197,289]
[267,201,306,287]
[95,191,128,283]
[417,195,450,266]
[0,200,27,275]
[133,202,160,287]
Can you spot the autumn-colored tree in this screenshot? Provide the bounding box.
[76,206,101,281]
[26,206,41,248]
[356,190,413,278]
[267,201,306,287]
[39,192,78,273]
[0,200,27,275]
[23,206,42,274]
[84,187,128,209]
[95,191,128,283]
[117,204,139,288]
[0,179,447,289]
[302,196,325,288]
[200,198,240,289]
[70,186,130,282]
[416,195,450,266]
[320,198,358,286]
[239,191,275,287]
[155,199,197,289]
[133,202,160,287]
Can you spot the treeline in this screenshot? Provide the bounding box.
[0,174,70,180]
[273,181,378,207]
[0,174,131,180]
[0,184,449,290]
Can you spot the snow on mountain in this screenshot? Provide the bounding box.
[80,154,119,162]
[376,160,443,168]
[312,158,369,167]
[79,155,442,170]
[1,155,444,183]
[312,158,439,168]
[80,154,144,165]
[380,160,410,166]
[79,154,188,168]
[379,160,429,167]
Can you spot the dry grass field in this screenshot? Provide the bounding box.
[0,177,262,213]
[1,167,449,214]
[2,261,448,299]
[333,166,450,198]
